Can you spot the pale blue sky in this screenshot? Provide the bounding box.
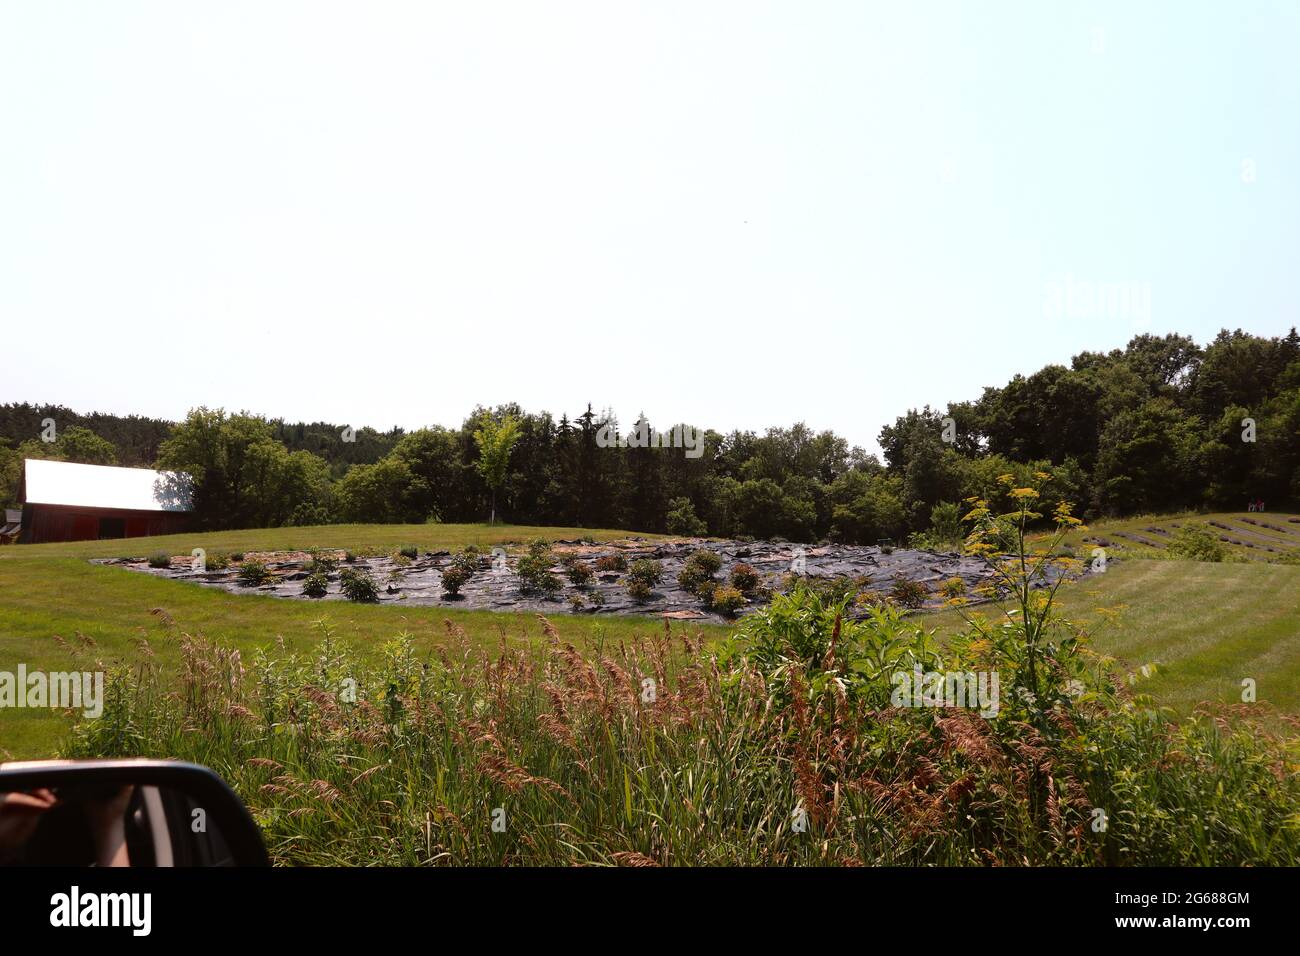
[2,1,1297,456]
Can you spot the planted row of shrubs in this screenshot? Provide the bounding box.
[673,549,754,616]
[149,540,952,616]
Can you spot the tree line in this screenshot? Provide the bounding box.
[3,328,1297,542]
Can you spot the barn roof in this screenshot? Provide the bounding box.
[23,459,193,513]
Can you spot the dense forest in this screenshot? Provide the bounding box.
[3,329,1298,543]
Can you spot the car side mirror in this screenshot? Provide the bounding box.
[0,759,268,867]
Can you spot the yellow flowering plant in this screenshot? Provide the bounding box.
[957,472,1093,711]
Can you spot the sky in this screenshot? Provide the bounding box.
[2,1,1298,457]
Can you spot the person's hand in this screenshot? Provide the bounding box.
[0,789,60,860]
[85,785,134,868]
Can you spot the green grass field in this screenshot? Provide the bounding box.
[3,521,664,561]
[1055,510,1300,561]
[3,519,1298,759]
[927,557,1300,720]
[0,524,688,759]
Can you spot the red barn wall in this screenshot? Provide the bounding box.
[21,505,191,544]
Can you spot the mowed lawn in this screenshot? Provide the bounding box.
[5,521,667,561]
[3,522,1299,758]
[927,558,1300,722]
[1053,510,1300,561]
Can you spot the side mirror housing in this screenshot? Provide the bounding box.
[0,759,268,867]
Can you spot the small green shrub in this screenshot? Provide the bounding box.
[147,552,171,569]
[628,558,662,589]
[676,563,712,596]
[518,541,561,595]
[729,563,760,595]
[305,552,338,575]
[205,551,231,571]
[301,571,329,599]
[796,574,862,604]
[939,576,965,599]
[888,574,928,609]
[709,585,745,617]
[587,589,606,607]
[595,553,627,573]
[568,594,586,613]
[854,589,884,608]
[1167,524,1227,562]
[339,567,379,603]
[440,564,471,596]
[237,559,273,587]
[685,549,722,576]
[450,550,479,576]
[625,559,663,603]
[562,557,594,588]
[694,579,718,604]
[399,545,419,560]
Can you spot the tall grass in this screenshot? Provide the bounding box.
[59,592,1297,866]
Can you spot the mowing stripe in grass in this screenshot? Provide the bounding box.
[925,558,1300,720]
